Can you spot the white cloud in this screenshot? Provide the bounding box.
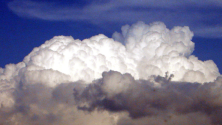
[0,21,221,124]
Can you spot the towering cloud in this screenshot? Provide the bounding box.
[0,22,221,124]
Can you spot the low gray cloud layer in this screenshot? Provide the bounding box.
[7,0,222,38]
[1,70,222,124]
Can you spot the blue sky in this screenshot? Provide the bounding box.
[1,0,222,72]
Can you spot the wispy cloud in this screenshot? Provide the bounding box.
[7,0,222,38]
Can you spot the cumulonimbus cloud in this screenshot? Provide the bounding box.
[0,21,221,124]
[7,0,222,38]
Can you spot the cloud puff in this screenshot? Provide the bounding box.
[1,21,219,88]
[7,0,222,38]
[0,21,221,124]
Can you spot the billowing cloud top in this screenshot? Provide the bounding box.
[0,21,219,87]
[0,22,221,125]
[7,0,222,38]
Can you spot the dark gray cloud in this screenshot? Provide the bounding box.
[7,0,222,38]
[74,70,222,125]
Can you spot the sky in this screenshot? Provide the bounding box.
[1,0,222,72]
[1,0,222,124]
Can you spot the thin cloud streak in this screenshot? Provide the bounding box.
[7,0,222,37]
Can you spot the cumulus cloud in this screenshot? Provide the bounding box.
[0,21,221,124]
[7,0,222,38]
